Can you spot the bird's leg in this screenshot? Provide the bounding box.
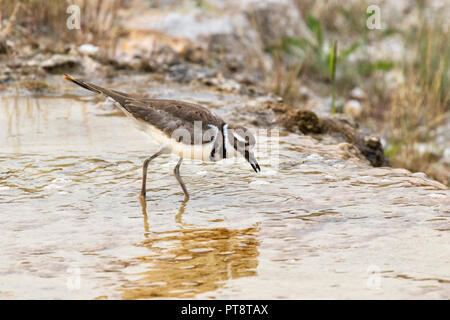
[174,157,189,200]
[140,148,166,200]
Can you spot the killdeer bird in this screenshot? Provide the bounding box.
[63,74,260,201]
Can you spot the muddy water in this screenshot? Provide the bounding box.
[0,91,449,299]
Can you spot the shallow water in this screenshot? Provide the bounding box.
[0,92,449,299]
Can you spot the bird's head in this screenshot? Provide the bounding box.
[224,124,261,173]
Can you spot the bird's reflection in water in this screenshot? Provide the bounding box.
[122,199,260,299]
[174,199,189,226]
[140,197,191,232]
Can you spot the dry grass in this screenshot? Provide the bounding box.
[0,0,125,49]
[269,50,304,106]
[385,18,449,184]
[1,0,67,35]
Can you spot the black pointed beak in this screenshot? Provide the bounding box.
[250,161,261,173]
[246,151,260,173]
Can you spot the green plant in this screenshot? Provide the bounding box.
[265,14,362,106]
[329,40,337,113]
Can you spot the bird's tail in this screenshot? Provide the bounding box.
[63,74,128,105]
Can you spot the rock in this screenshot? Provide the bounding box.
[443,148,450,165]
[201,73,242,92]
[78,43,100,56]
[364,135,382,149]
[81,55,104,74]
[115,29,192,68]
[203,32,259,73]
[337,142,364,161]
[349,87,366,100]
[242,0,313,48]
[314,115,388,167]
[167,63,217,83]
[344,99,363,118]
[0,38,10,54]
[21,80,50,93]
[40,54,79,73]
[118,0,311,76]
[0,65,12,83]
[150,46,182,67]
[384,69,405,89]
[243,101,293,128]
[427,162,450,186]
[124,9,233,41]
[358,135,386,167]
[248,102,388,167]
[299,86,314,100]
[26,54,45,67]
[281,109,322,134]
[0,73,11,83]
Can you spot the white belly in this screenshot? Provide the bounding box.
[136,118,215,161]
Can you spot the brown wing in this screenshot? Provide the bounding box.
[123,98,224,145]
[63,74,224,145]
